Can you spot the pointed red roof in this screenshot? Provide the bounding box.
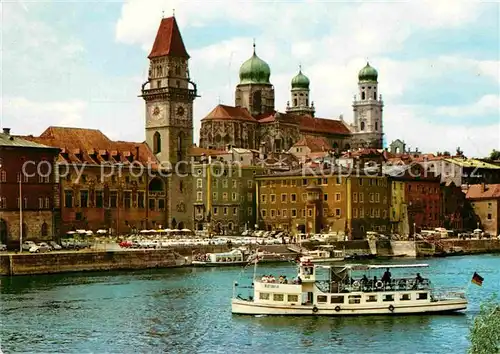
[201,105,257,122]
[148,16,189,59]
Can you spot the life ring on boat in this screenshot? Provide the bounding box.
[312,306,319,313]
[376,281,384,289]
[352,281,361,289]
[389,305,395,312]
[335,306,341,312]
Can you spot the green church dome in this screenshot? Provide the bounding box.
[239,44,271,85]
[291,66,310,89]
[358,62,378,82]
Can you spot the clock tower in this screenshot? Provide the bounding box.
[141,16,198,230]
[141,15,198,166]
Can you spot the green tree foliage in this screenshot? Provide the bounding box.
[489,149,500,161]
[469,296,500,354]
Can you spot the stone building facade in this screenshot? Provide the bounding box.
[199,44,384,153]
[466,183,500,236]
[0,128,60,247]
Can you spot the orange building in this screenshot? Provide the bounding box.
[256,167,390,239]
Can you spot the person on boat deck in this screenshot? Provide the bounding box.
[381,268,392,284]
[361,275,369,284]
[413,273,424,289]
[283,276,288,284]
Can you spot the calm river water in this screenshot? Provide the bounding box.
[1,254,499,353]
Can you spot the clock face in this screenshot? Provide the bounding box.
[150,105,163,120]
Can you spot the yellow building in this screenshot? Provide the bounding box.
[256,167,390,239]
[389,180,409,235]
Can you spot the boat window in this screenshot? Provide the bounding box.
[273,294,284,301]
[400,294,411,301]
[288,295,299,302]
[366,295,377,303]
[383,294,394,302]
[418,293,428,300]
[259,292,270,300]
[317,295,328,303]
[330,296,344,304]
[348,295,362,304]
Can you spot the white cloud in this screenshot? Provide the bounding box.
[1,97,88,135]
[435,94,500,117]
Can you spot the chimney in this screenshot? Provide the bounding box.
[2,128,11,135]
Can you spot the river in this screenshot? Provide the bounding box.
[1,254,499,353]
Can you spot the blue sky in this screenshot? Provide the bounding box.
[2,0,499,156]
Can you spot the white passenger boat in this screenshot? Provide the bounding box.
[304,246,344,263]
[231,257,467,315]
[193,249,249,267]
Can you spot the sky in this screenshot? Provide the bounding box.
[2,0,499,157]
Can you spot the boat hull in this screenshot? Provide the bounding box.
[192,261,249,267]
[231,298,467,316]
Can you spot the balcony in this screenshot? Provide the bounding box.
[141,86,198,101]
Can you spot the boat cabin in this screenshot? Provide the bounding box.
[207,249,244,263]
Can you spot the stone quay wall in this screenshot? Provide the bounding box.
[0,249,185,276]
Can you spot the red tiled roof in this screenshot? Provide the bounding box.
[299,115,351,135]
[466,184,500,200]
[148,17,189,59]
[188,146,226,156]
[201,104,256,122]
[255,111,300,124]
[24,126,157,167]
[293,136,332,152]
[342,148,382,158]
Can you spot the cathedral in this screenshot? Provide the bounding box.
[199,44,385,153]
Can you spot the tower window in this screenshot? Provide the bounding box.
[306,99,309,106]
[157,66,162,77]
[361,92,365,100]
[374,91,377,100]
[175,66,181,75]
[153,132,161,154]
[360,122,365,131]
[157,80,161,88]
[293,98,297,106]
[176,80,180,87]
[375,122,378,131]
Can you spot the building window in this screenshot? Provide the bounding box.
[271,209,276,218]
[158,199,165,211]
[0,171,6,182]
[124,192,131,209]
[322,178,328,185]
[213,192,218,201]
[382,210,387,218]
[64,190,73,208]
[39,197,44,209]
[138,192,145,209]
[96,191,104,208]
[248,207,252,215]
[291,209,297,217]
[369,193,374,203]
[335,208,341,217]
[308,209,313,217]
[336,176,341,185]
[213,207,218,215]
[232,180,237,188]
[283,209,288,218]
[302,209,306,217]
[197,192,203,201]
[353,208,358,218]
[232,192,238,201]
[247,192,253,201]
[353,193,358,202]
[233,207,237,215]
[222,179,228,188]
[247,180,253,188]
[261,195,267,203]
[23,197,27,209]
[261,209,266,217]
[223,207,228,215]
[197,179,202,188]
[149,199,155,211]
[375,193,380,203]
[335,193,341,201]
[281,194,287,203]
[359,179,363,186]
[153,132,161,154]
[360,208,364,218]
[302,193,307,202]
[323,193,328,201]
[223,192,228,201]
[488,213,492,220]
[110,191,118,208]
[303,179,308,186]
[0,197,6,209]
[270,194,276,203]
[359,193,364,203]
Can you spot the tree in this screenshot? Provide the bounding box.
[443,151,451,156]
[489,149,500,161]
[469,295,500,354]
[456,146,464,157]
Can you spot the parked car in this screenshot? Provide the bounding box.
[22,241,37,251]
[49,241,62,250]
[37,242,51,252]
[0,244,7,251]
[29,245,40,253]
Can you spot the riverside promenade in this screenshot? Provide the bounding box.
[0,239,499,276]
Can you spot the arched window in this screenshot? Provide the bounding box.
[360,121,365,131]
[228,222,233,231]
[153,132,161,154]
[177,131,185,161]
[148,177,164,192]
[361,91,365,100]
[293,98,297,106]
[157,66,162,77]
[41,222,48,237]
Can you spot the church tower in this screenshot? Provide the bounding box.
[286,66,315,116]
[235,43,275,116]
[142,16,198,166]
[352,62,384,148]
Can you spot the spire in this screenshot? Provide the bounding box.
[172,8,175,17]
[252,38,256,55]
[148,16,189,59]
[299,64,302,73]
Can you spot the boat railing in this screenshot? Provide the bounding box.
[431,287,466,301]
[317,277,432,293]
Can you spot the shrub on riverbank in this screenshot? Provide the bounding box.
[469,295,500,354]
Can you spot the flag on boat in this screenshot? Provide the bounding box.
[471,272,484,286]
